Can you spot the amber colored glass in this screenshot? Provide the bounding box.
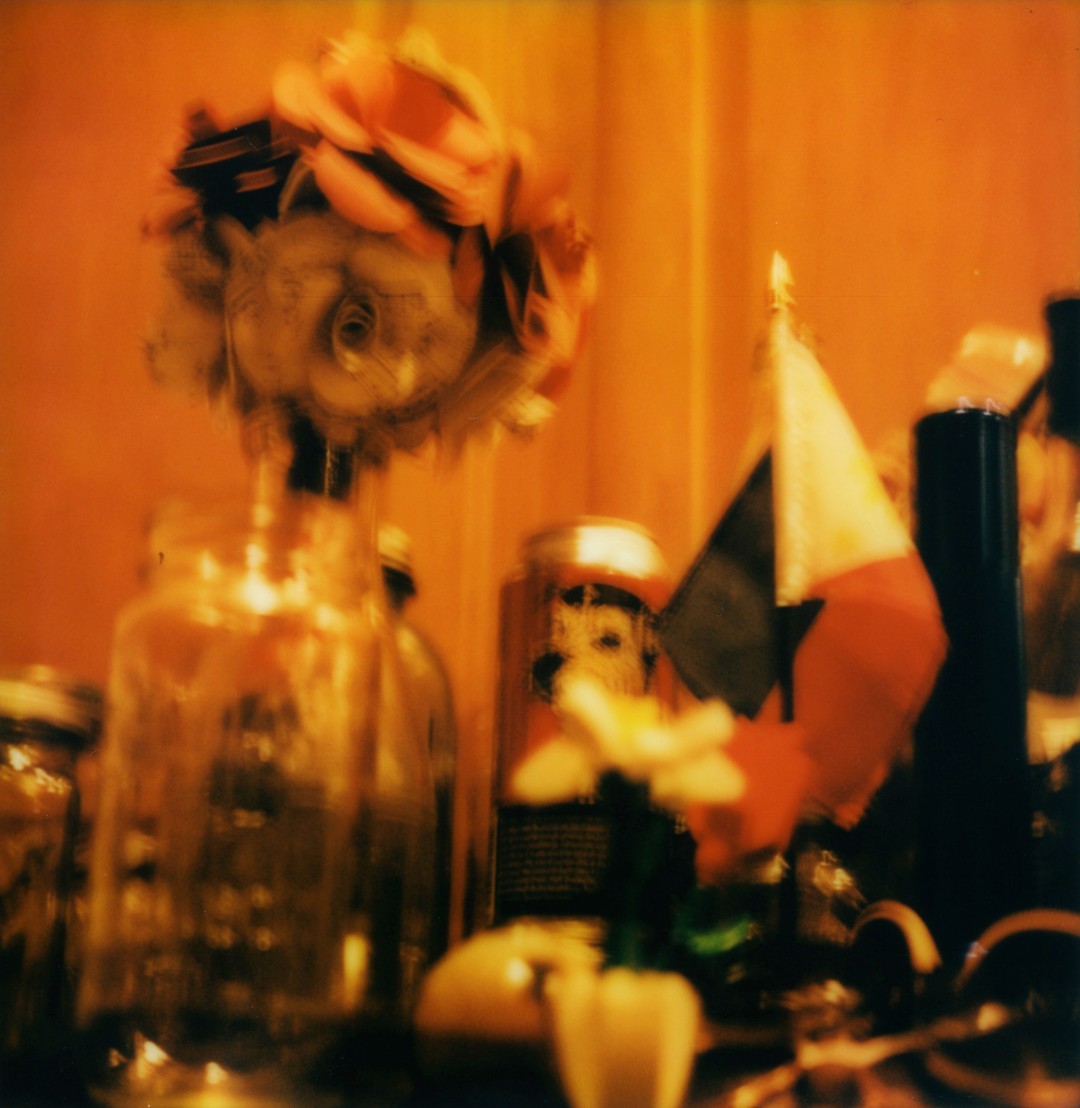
[77,471,436,1105]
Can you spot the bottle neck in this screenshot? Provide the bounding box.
[146,405,385,601]
[1024,431,1080,744]
[1031,434,1080,566]
[1041,294,1080,555]
[243,403,384,579]
[282,414,361,502]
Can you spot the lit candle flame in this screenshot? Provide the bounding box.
[769,251,795,313]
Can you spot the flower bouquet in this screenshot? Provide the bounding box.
[508,675,810,1108]
[142,26,597,469]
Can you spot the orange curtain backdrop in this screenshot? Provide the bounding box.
[2,0,1079,923]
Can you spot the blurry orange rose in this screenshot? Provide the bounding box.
[143,27,597,449]
[492,135,597,393]
[273,29,503,243]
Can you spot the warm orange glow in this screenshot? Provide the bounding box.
[2,0,1079,935]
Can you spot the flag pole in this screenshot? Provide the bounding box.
[767,253,804,977]
[776,600,803,977]
[768,254,799,730]
[776,605,797,724]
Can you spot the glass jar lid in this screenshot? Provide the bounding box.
[0,665,103,750]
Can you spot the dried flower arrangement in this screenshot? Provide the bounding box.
[143,28,597,465]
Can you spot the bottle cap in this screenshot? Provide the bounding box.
[522,517,668,583]
[1045,294,1080,445]
[0,665,103,749]
[378,523,414,579]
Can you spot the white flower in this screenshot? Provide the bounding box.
[511,676,745,812]
[545,965,701,1108]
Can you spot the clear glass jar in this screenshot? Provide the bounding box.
[77,477,436,1105]
[0,667,101,1091]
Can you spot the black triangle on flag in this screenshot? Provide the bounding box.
[658,451,822,718]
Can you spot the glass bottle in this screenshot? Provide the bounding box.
[1024,294,1080,911]
[379,524,458,958]
[76,409,436,1106]
[0,667,101,1100]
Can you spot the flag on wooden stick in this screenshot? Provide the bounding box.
[664,254,947,874]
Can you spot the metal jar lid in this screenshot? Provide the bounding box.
[0,665,103,750]
[378,522,414,581]
[521,517,669,582]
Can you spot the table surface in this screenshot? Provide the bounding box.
[8,1021,1075,1108]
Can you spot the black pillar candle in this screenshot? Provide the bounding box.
[913,406,1033,967]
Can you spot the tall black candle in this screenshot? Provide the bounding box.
[913,405,1033,967]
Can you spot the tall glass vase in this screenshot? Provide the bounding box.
[76,408,436,1106]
